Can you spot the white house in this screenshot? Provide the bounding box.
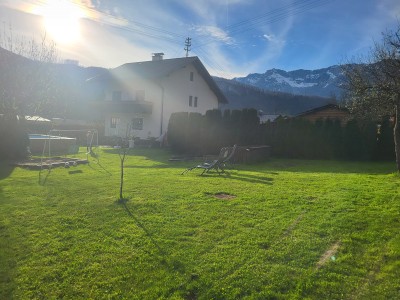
[90,54,227,140]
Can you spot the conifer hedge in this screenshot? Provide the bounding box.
[167,109,395,161]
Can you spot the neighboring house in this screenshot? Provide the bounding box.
[89,54,228,140]
[295,104,351,125]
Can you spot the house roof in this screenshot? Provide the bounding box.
[295,104,348,117]
[90,56,228,104]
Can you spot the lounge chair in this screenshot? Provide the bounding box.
[181,145,237,175]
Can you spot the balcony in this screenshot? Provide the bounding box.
[95,100,153,114]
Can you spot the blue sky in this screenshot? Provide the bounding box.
[0,0,399,78]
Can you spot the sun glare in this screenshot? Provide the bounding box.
[35,0,85,44]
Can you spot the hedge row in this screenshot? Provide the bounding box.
[167,109,395,161]
[261,118,394,161]
[167,109,260,155]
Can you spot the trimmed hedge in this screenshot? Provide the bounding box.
[167,109,261,155]
[261,117,394,161]
[167,109,395,161]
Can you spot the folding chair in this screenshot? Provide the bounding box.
[181,144,237,175]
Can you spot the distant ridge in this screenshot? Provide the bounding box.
[233,65,345,98]
[0,46,32,65]
[214,76,335,116]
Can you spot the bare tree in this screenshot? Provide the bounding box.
[0,24,58,117]
[119,125,132,201]
[119,144,129,200]
[342,24,400,170]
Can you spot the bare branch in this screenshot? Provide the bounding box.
[0,25,58,116]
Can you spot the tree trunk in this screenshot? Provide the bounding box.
[394,101,400,172]
[120,151,125,199]
[120,159,123,199]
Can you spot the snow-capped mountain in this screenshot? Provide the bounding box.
[234,65,344,98]
[214,77,333,115]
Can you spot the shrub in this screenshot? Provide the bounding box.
[0,114,29,161]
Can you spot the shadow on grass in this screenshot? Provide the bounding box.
[228,172,274,184]
[118,198,166,255]
[38,166,89,186]
[87,160,113,176]
[103,148,203,171]
[37,161,111,186]
[102,148,397,175]
[68,170,83,175]
[190,171,274,184]
[103,148,173,163]
[124,164,176,169]
[117,198,187,275]
[247,159,398,175]
[38,168,51,186]
[0,190,16,299]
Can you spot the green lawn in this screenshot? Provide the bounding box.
[1,148,399,299]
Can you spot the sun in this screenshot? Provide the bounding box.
[37,0,85,44]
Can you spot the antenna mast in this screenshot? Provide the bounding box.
[184,37,192,57]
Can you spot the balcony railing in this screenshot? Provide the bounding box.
[95,100,153,114]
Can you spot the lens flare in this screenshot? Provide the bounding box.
[35,0,85,44]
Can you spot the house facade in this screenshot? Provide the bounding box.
[91,55,227,140]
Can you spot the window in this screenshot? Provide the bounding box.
[136,90,145,101]
[189,95,193,107]
[132,118,143,130]
[194,97,198,107]
[110,117,119,128]
[190,71,194,81]
[112,91,122,101]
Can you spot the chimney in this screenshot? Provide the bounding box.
[152,52,164,61]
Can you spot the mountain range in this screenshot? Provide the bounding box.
[214,77,335,116]
[233,65,345,98]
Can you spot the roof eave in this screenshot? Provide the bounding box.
[191,57,228,104]
[295,104,347,117]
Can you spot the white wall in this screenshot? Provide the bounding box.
[104,76,162,139]
[104,62,220,139]
[160,64,219,135]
